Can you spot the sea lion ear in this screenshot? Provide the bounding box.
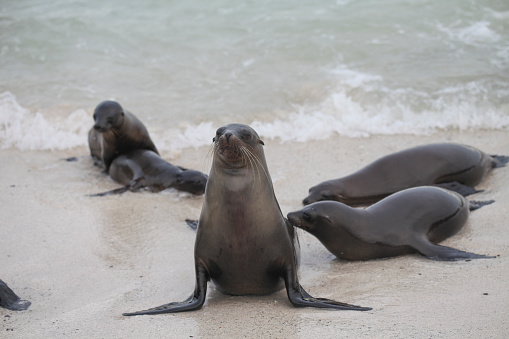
[258,139,265,146]
[121,112,124,116]
[324,215,333,224]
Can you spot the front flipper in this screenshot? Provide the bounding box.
[0,280,31,311]
[283,266,371,311]
[435,182,482,197]
[122,264,208,316]
[88,177,145,197]
[412,238,495,261]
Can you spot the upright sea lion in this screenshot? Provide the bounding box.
[0,280,31,311]
[91,149,208,196]
[88,101,159,172]
[123,123,370,316]
[290,186,495,261]
[303,143,509,206]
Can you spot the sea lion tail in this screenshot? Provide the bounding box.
[469,200,495,211]
[491,155,509,168]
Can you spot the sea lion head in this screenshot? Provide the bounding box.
[174,169,209,195]
[93,100,125,132]
[287,202,335,234]
[303,180,346,205]
[212,123,265,169]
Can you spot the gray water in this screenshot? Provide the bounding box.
[1,0,508,150]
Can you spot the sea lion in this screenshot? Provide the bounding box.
[303,143,509,206]
[290,186,495,261]
[88,100,159,172]
[123,123,370,316]
[0,280,31,311]
[91,149,208,196]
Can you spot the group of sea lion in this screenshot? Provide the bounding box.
[2,100,507,314]
[85,102,506,316]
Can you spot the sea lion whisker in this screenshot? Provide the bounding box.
[239,146,258,186]
[205,142,217,170]
[242,146,269,182]
[241,146,262,188]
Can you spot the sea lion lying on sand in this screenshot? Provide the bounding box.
[291,186,495,261]
[303,143,508,206]
[91,149,208,196]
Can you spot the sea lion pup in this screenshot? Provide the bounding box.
[91,149,208,196]
[290,186,495,261]
[0,279,31,311]
[303,143,509,206]
[88,100,159,172]
[123,123,371,316]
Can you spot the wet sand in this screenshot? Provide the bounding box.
[1,130,508,338]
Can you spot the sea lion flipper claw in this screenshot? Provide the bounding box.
[122,264,208,316]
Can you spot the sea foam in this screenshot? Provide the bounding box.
[0,92,90,151]
[1,84,508,152]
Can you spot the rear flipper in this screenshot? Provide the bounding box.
[0,280,31,311]
[412,239,495,261]
[283,266,371,311]
[122,264,208,316]
[491,155,509,168]
[435,182,482,197]
[185,219,198,231]
[469,200,494,211]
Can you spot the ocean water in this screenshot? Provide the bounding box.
[1,0,508,151]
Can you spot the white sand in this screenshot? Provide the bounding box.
[1,130,508,338]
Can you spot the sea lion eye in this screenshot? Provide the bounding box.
[302,212,312,221]
[241,131,251,140]
[93,114,96,121]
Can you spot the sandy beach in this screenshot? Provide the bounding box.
[1,129,508,338]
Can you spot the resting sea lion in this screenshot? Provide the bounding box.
[290,186,495,261]
[0,280,31,311]
[303,143,509,206]
[91,149,208,196]
[88,100,159,172]
[123,123,370,316]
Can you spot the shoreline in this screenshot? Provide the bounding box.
[1,129,508,338]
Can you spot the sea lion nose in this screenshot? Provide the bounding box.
[225,132,232,142]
